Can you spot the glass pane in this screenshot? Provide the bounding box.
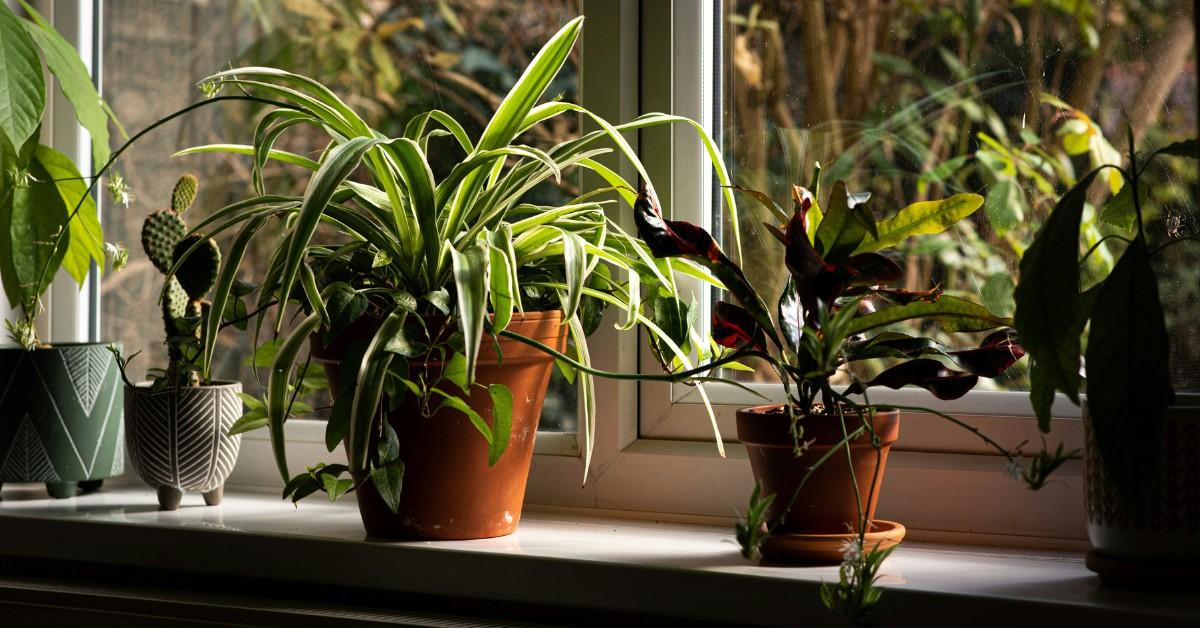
[101,0,582,430]
[721,1,1198,392]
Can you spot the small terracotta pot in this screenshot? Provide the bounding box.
[736,404,900,534]
[312,311,567,540]
[1084,397,1200,586]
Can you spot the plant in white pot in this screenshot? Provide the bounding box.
[0,1,128,498]
[1015,132,1199,588]
[175,16,739,539]
[112,175,255,510]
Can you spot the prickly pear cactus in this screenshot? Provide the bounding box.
[138,175,222,387]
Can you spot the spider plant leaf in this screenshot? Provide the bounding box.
[203,214,267,381]
[251,110,314,195]
[173,144,320,171]
[383,138,439,285]
[348,305,407,472]
[558,228,588,322]
[404,109,474,154]
[451,243,490,385]
[267,311,322,483]
[486,228,515,333]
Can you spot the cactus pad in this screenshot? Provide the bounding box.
[142,209,187,273]
[171,174,199,214]
[173,234,221,300]
[163,276,189,320]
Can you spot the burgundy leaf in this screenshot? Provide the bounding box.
[847,358,979,400]
[633,185,722,261]
[949,329,1026,377]
[845,252,903,287]
[712,302,765,351]
[791,185,816,234]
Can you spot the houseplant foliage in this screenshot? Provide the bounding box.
[113,176,252,510]
[635,172,1060,617]
[1014,133,1199,583]
[178,16,738,536]
[0,1,127,498]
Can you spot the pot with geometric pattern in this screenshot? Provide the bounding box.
[0,343,125,498]
[124,380,243,510]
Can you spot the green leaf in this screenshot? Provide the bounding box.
[1150,138,1198,160]
[432,388,493,446]
[17,1,113,167]
[1014,170,1100,429]
[450,243,489,385]
[4,151,69,308]
[228,409,267,436]
[383,317,429,358]
[854,193,983,254]
[245,339,284,367]
[558,229,587,321]
[384,138,439,284]
[34,146,102,286]
[205,215,267,380]
[980,273,1015,317]
[486,227,516,333]
[487,383,513,466]
[443,352,469,392]
[320,472,353,502]
[1084,239,1170,495]
[347,305,407,472]
[0,3,45,157]
[983,180,1023,236]
[370,458,405,514]
[266,312,323,482]
[324,281,367,343]
[815,181,875,260]
[846,295,1008,337]
[1098,179,1148,232]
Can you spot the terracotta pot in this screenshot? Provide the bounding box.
[125,380,244,510]
[736,404,900,534]
[312,311,567,540]
[1084,396,1200,585]
[0,343,125,498]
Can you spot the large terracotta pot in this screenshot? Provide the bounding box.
[736,405,900,535]
[0,343,125,498]
[125,380,244,510]
[1084,397,1200,586]
[312,311,567,540]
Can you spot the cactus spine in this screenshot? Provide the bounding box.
[140,175,221,387]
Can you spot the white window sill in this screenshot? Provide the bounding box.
[0,482,1194,626]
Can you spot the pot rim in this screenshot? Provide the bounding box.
[737,403,900,417]
[0,340,122,351]
[128,379,243,391]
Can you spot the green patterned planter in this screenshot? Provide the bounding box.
[0,343,125,498]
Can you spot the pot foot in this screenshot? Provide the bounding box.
[157,486,183,511]
[202,486,223,506]
[78,479,103,494]
[46,482,77,499]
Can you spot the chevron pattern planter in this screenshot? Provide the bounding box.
[125,381,242,510]
[0,344,125,498]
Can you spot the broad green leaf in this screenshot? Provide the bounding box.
[266,312,322,482]
[450,243,489,385]
[487,383,513,466]
[432,388,493,446]
[815,181,875,261]
[324,281,368,343]
[245,339,284,367]
[1084,239,1170,495]
[35,145,102,286]
[371,458,405,513]
[1014,170,1101,429]
[18,1,113,167]
[443,352,469,393]
[0,3,44,157]
[846,295,1008,337]
[983,180,1023,236]
[1098,179,1148,232]
[854,193,983,254]
[5,153,69,308]
[228,409,267,436]
[321,472,353,502]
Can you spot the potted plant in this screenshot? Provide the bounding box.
[111,175,247,511]
[0,2,127,498]
[177,16,739,539]
[1014,133,1199,588]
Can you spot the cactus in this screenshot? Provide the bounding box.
[139,174,221,387]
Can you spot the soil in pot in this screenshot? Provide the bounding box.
[737,404,900,549]
[0,343,125,498]
[313,311,567,540]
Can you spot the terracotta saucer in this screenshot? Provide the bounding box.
[760,520,906,565]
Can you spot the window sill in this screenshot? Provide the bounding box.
[0,483,1194,626]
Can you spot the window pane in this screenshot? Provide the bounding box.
[101,0,582,430]
[721,1,1198,391]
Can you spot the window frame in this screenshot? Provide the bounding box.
[59,0,1098,547]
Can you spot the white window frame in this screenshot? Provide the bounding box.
[51,0,1096,548]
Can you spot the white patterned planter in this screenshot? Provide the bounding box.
[125,381,242,510]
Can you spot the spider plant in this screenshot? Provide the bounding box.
[173,16,741,506]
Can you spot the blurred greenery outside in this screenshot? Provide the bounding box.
[99,0,1199,436]
[722,0,1198,392]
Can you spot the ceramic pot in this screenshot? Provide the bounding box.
[312,311,567,540]
[125,381,243,510]
[1084,396,1200,585]
[736,405,900,535]
[0,343,125,498]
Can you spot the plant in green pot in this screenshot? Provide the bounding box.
[177,16,739,539]
[0,2,128,498]
[1014,133,1199,589]
[113,175,250,511]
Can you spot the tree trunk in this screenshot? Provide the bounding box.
[801,0,842,153]
[1066,2,1127,113]
[1024,0,1045,130]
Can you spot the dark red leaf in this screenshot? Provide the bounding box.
[633,185,722,261]
[712,302,765,351]
[845,253,903,287]
[949,329,1025,377]
[847,358,979,400]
